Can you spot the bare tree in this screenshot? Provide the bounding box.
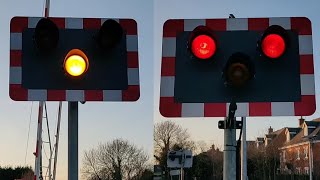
[154,121,195,158]
[81,138,150,180]
[154,120,195,176]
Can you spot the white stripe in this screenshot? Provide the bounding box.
[126,35,138,52]
[103,90,122,101]
[269,17,291,30]
[10,33,22,50]
[9,67,22,84]
[160,76,175,97]
[271,102,294,116]
[128,68,139,85]
[184,19,206,31]
[65,18,83,29]
[227,18,248,30]
[299,35,313,55]
[66,90,84,101]
[182,103,204,117]
[301,74,315,95]
[28,89,47,100]
[162,37,176,57]
[28,17,42,28]
[227,102,249,116]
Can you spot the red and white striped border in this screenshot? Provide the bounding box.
[160,17,315,117]
[10,17,140,101]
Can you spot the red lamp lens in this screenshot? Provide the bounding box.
[191,35,216,59]
[261,34,286,59]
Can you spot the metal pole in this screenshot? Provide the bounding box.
[53,102,62,180]
[241,117,247,180]
[45,0,50,17]
[68,102,78,180]
[309,141,313,180]
[180,152,184,180]
[223,117,237,180]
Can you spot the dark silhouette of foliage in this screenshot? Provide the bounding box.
[0,166,33,180]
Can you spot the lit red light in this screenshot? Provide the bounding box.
[261,34,286,59]
[191,35,216,60]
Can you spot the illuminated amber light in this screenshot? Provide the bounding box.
[64,49,89,77]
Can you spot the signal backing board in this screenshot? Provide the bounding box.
[159,17,315,117]
[10,17,140,101]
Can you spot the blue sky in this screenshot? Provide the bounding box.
[1,0,320,180]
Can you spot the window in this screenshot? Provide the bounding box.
[304,146,308,159]
[283,150,286,162]
[296,167,301,174]
[304,167,309,174]
[296,149,300,160]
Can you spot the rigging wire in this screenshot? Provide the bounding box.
[24,102,34,165]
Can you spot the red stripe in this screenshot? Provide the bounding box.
[159,97,182,117]
[34,175,37,180]
[83,18,101,29]
[47,90,66,101]
[49,17,65,29]
[248,18,269,31]
[205,19,227,31]
[10,17,28,33]
[161,57,175,76]
[163,19,184,37]
[10,50,22,66]
[9,84,27,100]
[122,85,140,101]
[204,103,227,117]
[119,19,137,35]
[291,17,312,35]
[84,90,103,101]
[249,102,272,116]
[294,95,316,116]
[300,55,314,74]
[127,52,139,68]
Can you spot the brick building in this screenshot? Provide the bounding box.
[279,118,320,178]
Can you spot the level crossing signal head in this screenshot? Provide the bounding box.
[64,49,89,77]
[34,18,59,53]
[97,19,123,50]
[189,26,217,60]
[160,17,315,117]
[260,25,289,59]
[9,16,140,102]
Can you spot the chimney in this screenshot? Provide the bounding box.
[268,126,273,134]
[299,116,305,127]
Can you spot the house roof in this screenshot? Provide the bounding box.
[282,123,320,148]
[270,128,285,135]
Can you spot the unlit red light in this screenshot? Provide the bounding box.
[64,49,89,77]
[191,35,216,60]
[261,34,286,59]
